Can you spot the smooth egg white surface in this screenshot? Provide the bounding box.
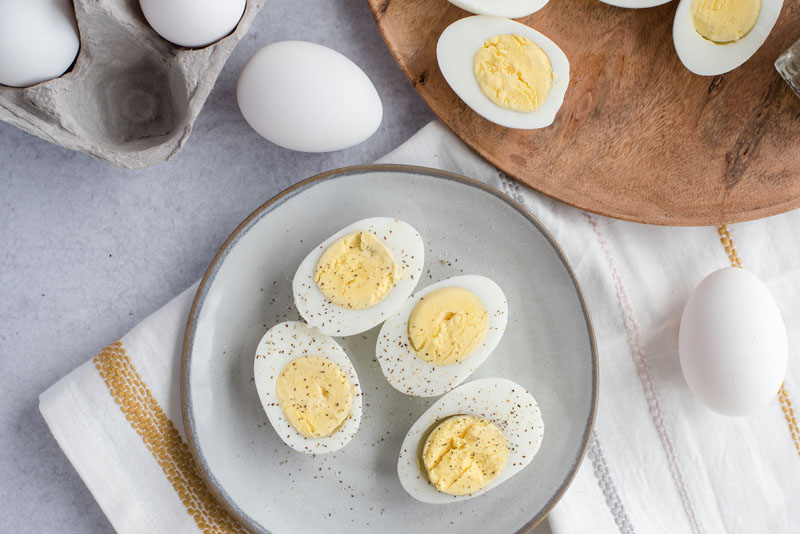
[679,267,787,416]
[437,16,570,129]
[447,0,550,18]
[292,217,425,337]
[0,0,80,88]
[254,321,363,454]
[237,41,383,153]
[673,0,783,76]
[596,0,672,8]
[376,275,508,397]
[140,0,245,48]
[397,378,544,503]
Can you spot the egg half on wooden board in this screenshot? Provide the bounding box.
[595,0,671,8]
[446,0,550,18]
[436,16,569,129]
[679,267,787,416]
[673,0,783,75]
[237,41,383,152]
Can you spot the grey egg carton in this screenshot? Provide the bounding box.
[0,0,265,169]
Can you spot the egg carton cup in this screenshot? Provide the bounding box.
[0,0,265,169]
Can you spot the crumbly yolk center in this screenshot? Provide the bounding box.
[690,0,761,43]
[422,415,509,495]
[408,287,489,366]
[275,356,354,439]
[314,231,400,310]
[473,34,553,113]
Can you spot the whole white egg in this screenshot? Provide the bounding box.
[376,275,508,397]
[679,267,787,416]
[254,321,363,454]
[0,0,80,88]
[398,378,544,503]
[437,16,570,129]
[139,0,245,49]
[672,0,783,76]
[236,41,383,152]
[292,217,425,337]
[447,0,550,18]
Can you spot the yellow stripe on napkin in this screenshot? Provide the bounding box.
[94,342,246,534]
[717,224,800,459]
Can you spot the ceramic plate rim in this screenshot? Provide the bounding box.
[181,163,599,534]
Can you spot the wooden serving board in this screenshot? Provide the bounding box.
[368,0,800,225]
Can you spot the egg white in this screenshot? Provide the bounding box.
[596,0,671,8]
[292,217,425,337]
[376,275,508,397]
[397,378,544,503]
[254,321,363,454]
[673,0,783,76]
[447,0,550,18]
[437,15,570,129]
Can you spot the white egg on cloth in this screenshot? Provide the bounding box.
[447,0,550,18]
[237,41,383,152]
[679,267,788,416]
[254,321,363,454]
[397,378,544,503]
[376,275,508,397]
[673,0,783,75]
[139,0,246,48]
[437,16,569,129]
[292,217,425,337]
[0,0,80,88]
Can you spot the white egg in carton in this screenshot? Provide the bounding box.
[0,0,265,169]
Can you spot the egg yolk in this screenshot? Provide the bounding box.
[690,0,761,43]
[422,415,509,495]
[314,231,400,309]
[408,287,489,366]
[473,34,553,113]
[275,356,354,439]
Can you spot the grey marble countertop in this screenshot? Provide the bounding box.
[0,1,551,532]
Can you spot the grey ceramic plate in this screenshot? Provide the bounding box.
[182,164,597,534]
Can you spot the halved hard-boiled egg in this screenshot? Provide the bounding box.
[398,378,544,502]
[254,321,363,454]
[447,0,550,18]
[292,217,425,337]
[595,0,671,8]
[376,275,508,397]
[673,0,783,75]
[437,16,570,129]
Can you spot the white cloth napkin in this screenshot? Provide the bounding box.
[41,120,800,534]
